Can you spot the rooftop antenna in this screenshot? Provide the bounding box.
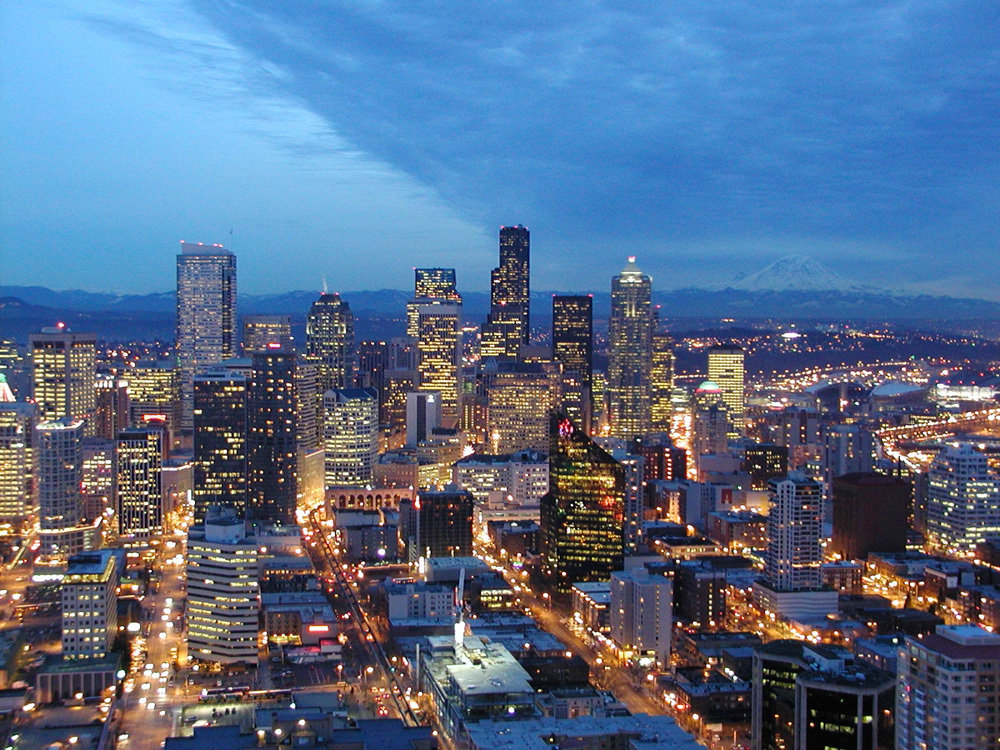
[322,276,328,294]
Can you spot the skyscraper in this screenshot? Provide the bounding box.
[482,225,530,360]
[30,326,97,435]
[61,549,119,662]
[754,472,837,619]
[650,326,674,433]
[93,378,129,440]
[116,427,164,539]
[406,268,461,338]
[485,362,559,455]
[176,242,236,433]
[707,345,745,438]
[306,293,355,393]
[0,402,37,534]
[37,418,90,559]
[404,488,474,559]
[247,348,299,525]
[126,361,180,445]
[895,624,1000,749]
[609,257,653,439]
[186,507,259,665]
[926,442,1000,555]
[540,414,625,589]
[323,388,378,486]
[831,473,910,560]
[416,300,462,424]
[552,294,593,396]
[241,314,292,354]
[193,368,247,522]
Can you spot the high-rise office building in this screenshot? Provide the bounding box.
[37,418,92,559]
[482,226,530,360]
[93,378,129,440]
[61,549,120,661]
[552,295,593,430]
[355,340,388,392]
[416,300,462,424]
[30,327,97,435]
[821,424,875,486]
[831,473,910,561]
[540,414,625,589]
[896,624,1000,749]
[323,388,378,486]
[192,368,247,522]
[405,391,441,448]
[247,348,299,524]
[406,268,462,337]
[485,362,558,455]
[81,437,115,522]
[241,315,292,354]
[707,345,745,438]
[403,488,474,559]
[926,442,1000,555]
[127,362,180,445]
[186,508,259,665]
[176,242,236,433]
[116,427,164,539]
[650,328,674,433]
[743,443,789,491]
[609,257,653,439]
[0,402,37,534]
[306,293,355,393]
[752,640,894,750]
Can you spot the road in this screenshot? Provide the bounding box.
[117,536,189,750]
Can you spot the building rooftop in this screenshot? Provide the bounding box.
[465,714,699,750]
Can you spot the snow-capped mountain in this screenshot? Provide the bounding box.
[718,255,882,294]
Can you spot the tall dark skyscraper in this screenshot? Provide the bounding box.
[540,413,624,589]
[404,488,474,559]
[306,292,355,393]
[176,242,236,434]
[247,348,298,525]
[116,426,164,539]
[552,295,593,390]
[193,368,247,522]
[609,257,653,439]
[482,225,530,360]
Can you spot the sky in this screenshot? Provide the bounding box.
[1,1,999,299]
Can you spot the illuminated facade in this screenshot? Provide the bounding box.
[241,314,292,354]
[61,549,119,661]
[37,418,92,560]
[0,402,37,534]
[650,329,674,433]
[482,225,530,360]
[323,388,378,486]
[248,349,299,524]
[764,474,823,591]
[609,257,653,439]
[610,568,672,665]
[176,242,236,433]
[192,369,247,522]
[186,509,259,665]
[416,300,462,423]
[93,378,129,440]
[485,362,558,454]
[116,427,164,539]
[540,414,625,589]
[926,443,1000,555]
[552,295,593,431]
[707,345,745,438]
[30,327,96,435]
[126,362,180,442]
[306,293,355,392]
[407,268,461,338]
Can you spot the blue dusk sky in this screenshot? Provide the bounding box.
[1,1,998,298]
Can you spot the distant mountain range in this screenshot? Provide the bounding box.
[3,255,999,342]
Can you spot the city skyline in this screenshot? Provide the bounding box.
[3,2,999,299]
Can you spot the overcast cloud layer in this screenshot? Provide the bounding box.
[2,1,998,297]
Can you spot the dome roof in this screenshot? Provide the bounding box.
[696,380,722,393]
